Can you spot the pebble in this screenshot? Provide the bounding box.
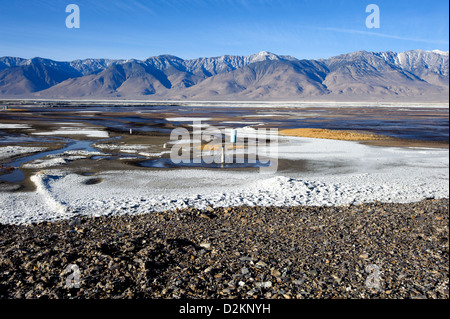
[256,261,268,268]
[271,269,282,277]
[293,279,304,285]
[255,281,272,289]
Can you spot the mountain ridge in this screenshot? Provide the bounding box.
[0,50,448,102]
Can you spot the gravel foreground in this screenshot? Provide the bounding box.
[0,199,448,299]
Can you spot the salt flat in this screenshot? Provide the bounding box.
[0,135,448,225]
[32,128,109,138]
[0,146,47,160]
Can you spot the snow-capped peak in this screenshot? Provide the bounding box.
[430,49,449,56]
[251,51,279,62]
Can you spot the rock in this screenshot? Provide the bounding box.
[293,279,304,285]
[221,288,231,295]
[306,269,318,276]
[204,267,213,273]
[331,275,342,284]
[255,281,272,289]
[69,217,81,227]
[271,269,281,277]
[241,267,249,275]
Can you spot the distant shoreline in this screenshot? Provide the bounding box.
[1,99,449,108]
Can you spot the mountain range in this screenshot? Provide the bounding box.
[0,50,448,102]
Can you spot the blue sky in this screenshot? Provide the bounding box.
[0,0,448,61]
